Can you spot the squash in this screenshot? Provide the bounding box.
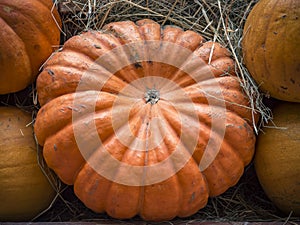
[0,0,61,94]
[0,107,55,221]
[242,0,300,102]
[34,19,257,221]
[255,102,300,216]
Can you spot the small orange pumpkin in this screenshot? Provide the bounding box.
[0,107,55,221]
[242,0,300,102]
[255,102,300,216]
[34,19,257,221]
[0,0,61,94]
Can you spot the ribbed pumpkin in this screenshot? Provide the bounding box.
[0,107,55,221]
[255,102,300,216]
[0,0,61,94]
[242,0,300,102]
[34,19,257,221]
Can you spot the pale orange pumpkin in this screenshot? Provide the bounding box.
[0,0,61,94]
[242,0,300,102]
[34,19,257,221]
[0,107,55,221]
[255,102,300,216]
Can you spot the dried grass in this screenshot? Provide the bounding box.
[0,0,298,223]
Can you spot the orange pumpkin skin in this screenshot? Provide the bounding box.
[255,102,300,216]
[242,0,300,102]
[0,0,61,94]
[0,107,55,221]
[34,19,256,221]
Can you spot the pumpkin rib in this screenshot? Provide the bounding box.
[37,0,61,31]
[43,130,85,185]
[176,103,255,187]
[62,32,123,62]
[176,166,208,218]
[222,114,255,165]
[243,0,272,83]
[37,48,138,104]
[0,0,58,44]
[0,0,59,66]
[0,17,32,93]
[162,25,184,43]
[34,91,116,145]
[282,0,297,85]
[46,50,95,69]
[43,100,141,161]
[194,42,231,63]
[156,105,187,155]
[27,0,62,32]
[202,139,245,197]
[262,0,281,80]
[209,57,236,77]
[37,65,127,105]
[194,108,255,166]
[0,160,38,170]
[106,183,141,219]
[74,164,114,214]
[43,99,149,184]
[169,57,209,87]
[174,30,204,51]
[136,19,161,41]
[169,54,235,89]
[81,120,148,218]
[69,32,144,84]
[72,125,140,189]
[40,104,126,180]
[36,89,146,149]
[145,103,205,182]
[103,20,144,44]
[166,78,252,125]
[262,0,296,95]
[184,76,244,99]
[158,103,208,165]
[149,113,208,219]
[157,96,252,170]
[0,0,61,94]
[170,42,235,85]
[198,89,252,125]
[140,176,181,220]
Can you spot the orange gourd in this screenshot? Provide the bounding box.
[255,102,300,216]
[0,107,55,221]
[34,19,257,221]
[242,0,300,102]
[0,0,61,94]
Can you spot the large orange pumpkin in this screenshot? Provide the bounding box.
[242,0,300,102]
[255,102,300,216]
[0,107,55,221]
[0,0,61,94]
[34,19,257,221]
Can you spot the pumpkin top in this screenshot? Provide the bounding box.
[34,19,256,221]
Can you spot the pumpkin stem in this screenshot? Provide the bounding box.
[144,88,160,105]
